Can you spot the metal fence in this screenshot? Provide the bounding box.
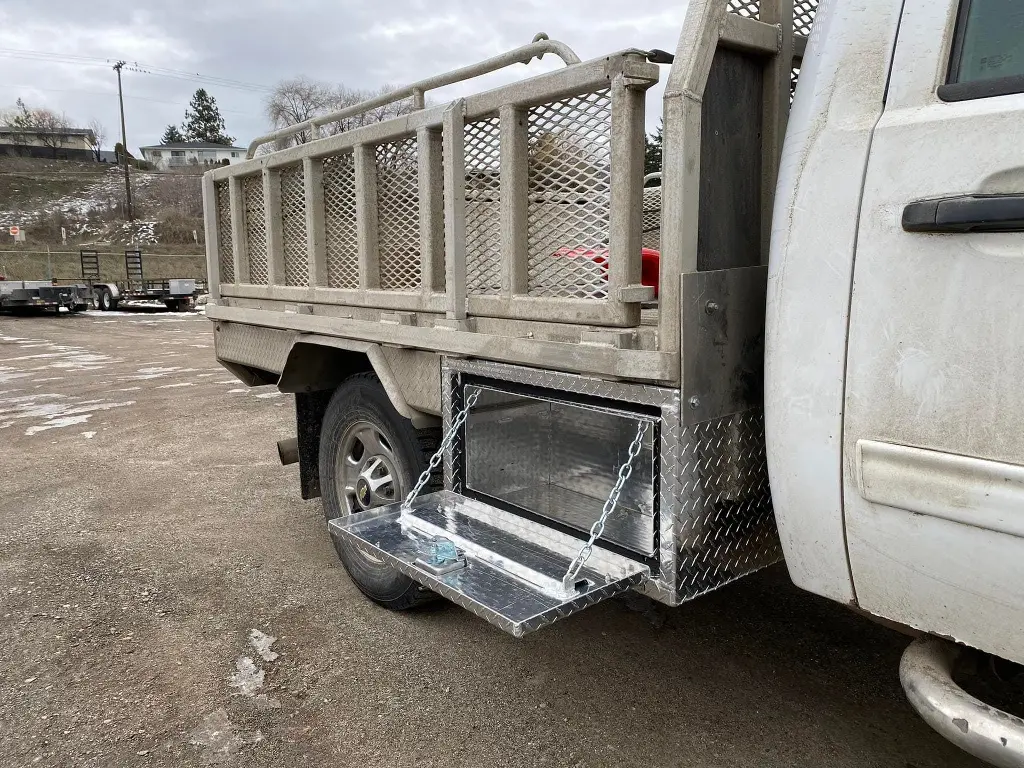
[205,50,659,327]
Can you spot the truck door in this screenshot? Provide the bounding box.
[844,0,1024,664]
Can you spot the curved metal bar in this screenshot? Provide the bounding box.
[900,637,1024,768]
[643,172,663,185]
[248,35,582,158]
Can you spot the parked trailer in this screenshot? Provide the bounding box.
[79,249,206,311]
[203,1,1024,765]
[0,279,90,313]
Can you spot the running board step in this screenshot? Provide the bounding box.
[329,490,650,637]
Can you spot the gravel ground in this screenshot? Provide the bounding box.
[0,311,983,768]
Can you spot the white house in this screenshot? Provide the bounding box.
[139,141,247,170]
[0,127,96,160]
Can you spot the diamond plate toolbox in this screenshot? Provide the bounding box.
[442,358,782,607]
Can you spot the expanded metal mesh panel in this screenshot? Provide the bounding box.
[376,138,421,291]
[794,0,818,37]
[323,153,359,289]
[526,89,612,299]
[728,0,819,37]
[280,164,308,287]
[642,186,661,251]
[464,116,502,296]
[791,65,801,102]
[727,0,759,18]
[242,175,268,285]
[214,180,234,283]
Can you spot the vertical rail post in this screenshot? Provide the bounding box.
[417,127,445,294]
[608,58,657,308]
[499,104,528,296]
[759,0,794,263]
[442,99,468,321]
[263,168,285,285]
[229,177,249,284]
[304,157,327,287]
[354,143,381,290]
[201,174,221,301]
[659,0,726,362]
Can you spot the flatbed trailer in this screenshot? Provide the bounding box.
[0,279,90,313]
[77,249,207,311]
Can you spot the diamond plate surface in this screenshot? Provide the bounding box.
[526,89,612,299]
[323,153,359,289]
[242,175,268,285]
[642,185,661,251]
[727,0,759,19]
[442,358,781,608]
[330,491,650,637]
[214,180,234,283]
[464,116,502,295]
[376,137,421,291]
[214,322,294,373]
[794,0,818,37]
[669,409,781,600]
[279,164,308,287]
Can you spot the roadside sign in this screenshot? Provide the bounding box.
[61,226,67,245]
[9,226,19,236]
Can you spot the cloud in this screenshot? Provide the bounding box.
[0,0,680,153]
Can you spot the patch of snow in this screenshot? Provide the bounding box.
[25,414,91,435]
[156,382,194,389]
[81,431,96,439]
[248,629,279,662]
[228,657,264,697]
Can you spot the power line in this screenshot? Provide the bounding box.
[0,48,273,94]
[0,84,257,115]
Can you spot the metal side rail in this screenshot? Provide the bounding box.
[329,490,650,637]
[901,637,1024,768]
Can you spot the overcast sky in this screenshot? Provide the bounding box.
[0,1,682,154]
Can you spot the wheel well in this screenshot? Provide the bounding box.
[282,343,376,501]
[277,342,373,394]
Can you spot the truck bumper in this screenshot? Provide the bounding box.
[901,637,1024,768]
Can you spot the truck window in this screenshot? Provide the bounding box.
[941,0,1024,100]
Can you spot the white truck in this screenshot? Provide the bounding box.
[201,1,1024,764]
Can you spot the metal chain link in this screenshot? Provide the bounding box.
[563,419,650,585]
[402,387,482,511]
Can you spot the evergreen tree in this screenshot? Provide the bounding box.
[160,124,184,144]
[644,119,663,179]
[182,89,234,145]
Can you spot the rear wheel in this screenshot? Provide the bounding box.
[97,287,114,311]
[319,373,440,610]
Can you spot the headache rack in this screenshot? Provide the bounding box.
[203,0,816,386]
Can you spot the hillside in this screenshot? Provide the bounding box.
[0,157,205,253]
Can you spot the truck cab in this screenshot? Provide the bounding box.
[203,1,1024,763]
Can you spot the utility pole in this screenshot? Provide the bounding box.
[113,60,133,221]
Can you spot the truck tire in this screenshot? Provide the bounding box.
[319,373,440,610]
[97,287,114,311]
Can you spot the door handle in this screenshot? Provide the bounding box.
[903,194,1024,233]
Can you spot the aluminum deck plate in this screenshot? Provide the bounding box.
[329,490,650,637]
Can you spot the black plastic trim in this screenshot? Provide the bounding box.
[938,74,1024,102]
[903,194,1024,233]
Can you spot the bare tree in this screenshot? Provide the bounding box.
[87,119,106,161]
[31,109,73,158]
[264,78,420,148]
[1,99,74,158]
[264,77,336,145]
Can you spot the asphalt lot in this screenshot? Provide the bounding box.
[0,310,984,768]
